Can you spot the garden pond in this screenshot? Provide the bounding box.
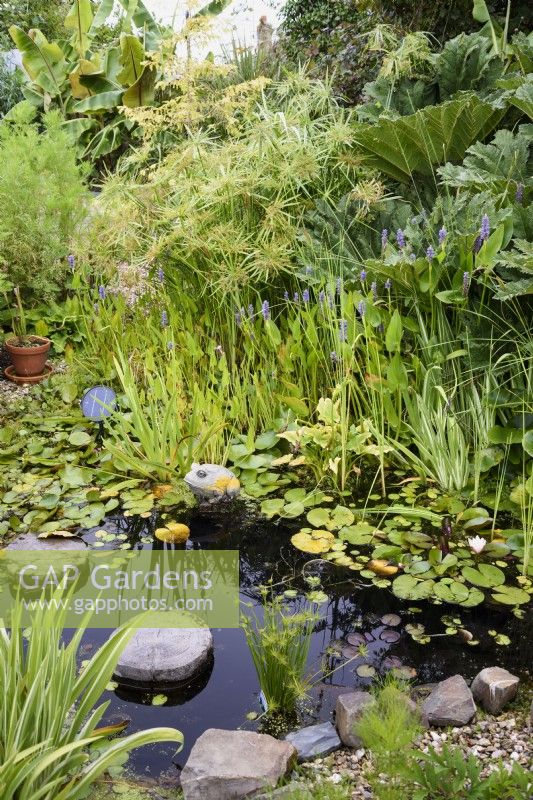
[73,505,533,782]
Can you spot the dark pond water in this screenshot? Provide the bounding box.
[77,504,533,783]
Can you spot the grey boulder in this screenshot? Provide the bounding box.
[114,628,213,686]
[471,667,519,714]
[180,728,297,800]
[335,691,376,747]
[422,675,476,727]
[285,721,341,761]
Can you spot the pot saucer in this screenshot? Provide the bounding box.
[4,364,53,385]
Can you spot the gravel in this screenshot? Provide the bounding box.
[296,709,532,798]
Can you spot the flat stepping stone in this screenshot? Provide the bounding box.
[285,721,341,761]
[5,532,86,550]
[114,628,213,686]
[180,728,296,800]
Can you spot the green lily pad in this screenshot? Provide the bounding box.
[490,585,531,605]
[462,564,505,588]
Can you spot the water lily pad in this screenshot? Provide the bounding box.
[346,632,366,647]
[356,664,376,678]
[382,656,403,671]
[380,628,401,643]
[392,574,435,600]
[341,645,360,659]
[151,694,168,706]
[490,585,530,605]
[381,613,401,627]
[462,564,505,588]
[391,665,417,680]
[291,529,334,554]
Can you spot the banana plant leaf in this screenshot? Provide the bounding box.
[90,0,115,31]
[122,65,156,107]
[117,33,145,86]
[73,89,124,112]
[65,0,94,57]
[193,0,232,17]
[9,26,66,97]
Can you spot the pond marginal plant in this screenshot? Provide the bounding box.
[0,588,183,800]
[241,587,318,716]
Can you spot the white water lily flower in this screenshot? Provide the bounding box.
[468,535,487,554]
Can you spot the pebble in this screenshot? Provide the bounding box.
[296,709,531,798]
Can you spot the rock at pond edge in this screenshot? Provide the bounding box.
[422,675,476,727]
[285,721,341,761]
[471,666,519,715]
[180,728,297,800]
[335,691,376,748]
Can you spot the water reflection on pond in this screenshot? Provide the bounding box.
[80,507,533,778]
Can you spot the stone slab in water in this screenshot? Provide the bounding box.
[422,675,476,727]
[114,628,213,686]
[180,728,297,800]
[285,721,341,761]
[5,531,86,550]
[471,667,519,714]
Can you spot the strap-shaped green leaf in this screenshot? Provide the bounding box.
[117,33,145,86]
[64,0,94,57]
[122,65,156,107]
[8,26,65,97]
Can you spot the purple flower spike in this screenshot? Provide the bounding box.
[438,226,447,245]
[93,302,99,314]
[384,278,392,291]
[381,229,388,249]
[462,272,471,297]
[318,290,325,306]
[305,265,313,275]
[336,277,342,295]
[303,288,310,303]
[262,299,270,321]
[426,245,435,259]
[339,319,348,342]
[480,214,490,241]
[330,351,339,364]
[360,269,367,282]
[68,254,75,270]
[157,267,164,284]
[473,235,483,255]
[284,290,289,301]
[167,341,174,350]
[248,304,255,318]
[357,300,366,317]
[328,292,334,309]
[293,292,299,303]
[161,310,168,327]
[98,285,106,300]
[515,183,524,204]
[371,281,378,300]
[396,229,405,248]
[409,253,416,262]
[235,308,243,327]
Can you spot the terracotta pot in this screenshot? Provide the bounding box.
[5,336,51,377]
